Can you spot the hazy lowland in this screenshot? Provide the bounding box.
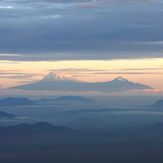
[1,95,163,163]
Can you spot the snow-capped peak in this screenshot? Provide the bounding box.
[42,72,69,81]
[113,76,128,82]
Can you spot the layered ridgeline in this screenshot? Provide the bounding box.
[0,122,74,144]
[10,72,152,92]
[152,99,163,108]
[0,96,95,106]
[0,97,35,106]
[0,111,16,119]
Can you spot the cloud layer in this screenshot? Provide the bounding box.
[0,0,163,60]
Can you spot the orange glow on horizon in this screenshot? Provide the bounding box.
[0,58,163,91]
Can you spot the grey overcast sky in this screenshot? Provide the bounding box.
[0,0,163,61]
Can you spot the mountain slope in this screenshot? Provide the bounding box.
[0,111,16,119]
[152,99,163,108]
[0,97,36,106]
[54,96,95,103]
[0,122,71,134]
[0,122,74,142]
[10,73,152,92]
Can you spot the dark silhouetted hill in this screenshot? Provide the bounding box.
[0,122,73,138]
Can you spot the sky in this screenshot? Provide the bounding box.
[0,0,163,94]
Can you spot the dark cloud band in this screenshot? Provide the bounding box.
[0,0,163,61]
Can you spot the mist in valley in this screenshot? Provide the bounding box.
[0,95,163,162]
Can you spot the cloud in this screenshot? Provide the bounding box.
[0,54,22,57]
[0,74,34,79]
[0,70,43,80]
[134,41,163,45]
[91,72,163,75]
[0,5,14,9]
[0,0,163,61]
[40,14,61,19]
[47,69,163,76]
[121,68,163,71]
[0,71,35,79]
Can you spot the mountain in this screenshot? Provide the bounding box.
[10,72,152,92]
[0,111,16,119]
[54,96,95,103]
[37,96,95,105]
[42,72,71,81]
[152,99,163,108]
[0,97,36,106]
[0,122,73,138]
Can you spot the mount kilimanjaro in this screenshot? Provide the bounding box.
[10,72,152,92]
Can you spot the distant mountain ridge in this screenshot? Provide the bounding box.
[0,97,35,106]
[54,96,95,103]
[10,72,152,92]
[152,99,163,108]
[0,111,16,119]
[0,122,73,137]
[0,96,95,106]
